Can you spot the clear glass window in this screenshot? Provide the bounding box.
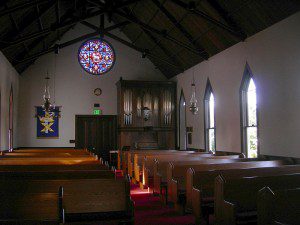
[205,88,215,153]
[242,77,258,158]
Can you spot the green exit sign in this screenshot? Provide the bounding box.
[93,109,102,115]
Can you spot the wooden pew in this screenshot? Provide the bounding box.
[0,148,133,224]
[214,173,300,225]
[0,188,64,225]
[138,151,211,184]
[13,148,87,153]
[0,157,100,165]
[257,186,300,225]
[118,149,174,175]
[142,152,213,187]
[0,170,115,180]
[2,151,91,157]
[152,155,245,197]
[0,178,133,224]
[189,164,300,223]
[0,164,109,172]
[175,160,281,206]
[168,159,264,205]
[132,150,180,179]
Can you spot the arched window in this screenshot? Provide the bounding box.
[204,79,215,152]
[240,64,258,158]
[179,90,187,150]
[8,86,13,151]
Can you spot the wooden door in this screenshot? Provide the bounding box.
[97,116,118,161]
[75,115,117,161]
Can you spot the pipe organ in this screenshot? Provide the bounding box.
[116,79,177,150]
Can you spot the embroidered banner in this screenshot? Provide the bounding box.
[36,106,60,138]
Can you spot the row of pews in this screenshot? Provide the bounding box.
[119,149,300,225]
[0,148,133,225]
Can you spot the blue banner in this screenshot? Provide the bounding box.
[36,106,59,138]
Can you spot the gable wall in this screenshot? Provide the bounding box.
[18,18,165,147]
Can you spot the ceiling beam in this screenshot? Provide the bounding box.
[12,5,80,66]
[14,21,129,66]
[80,21,183,72]
[36,3,45,31]
[120,6,184,71]
[151,0,208,59]
[5,3,30,55]
[105,32,183,72]
[55,0,61,41]
[0,0,49,17]
[169,0,246,40]
[143,29,185,71]
[207,0,247,39]
[0,0,56,43]
[115,10,205,56]
[0,0,142,50]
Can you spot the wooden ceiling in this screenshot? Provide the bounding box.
[1,0,299,78]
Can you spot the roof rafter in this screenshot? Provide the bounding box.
[143,28,185,72]
[13,4,79,66]
[151,0,208,60]
[120,6,185,73]
[1,0,56,42]
[0,0,143,50]
[206,0,247,38]
[14,21,129,66]
[115,10,205,56]
[169,0,246,40]
[0,0,49,17]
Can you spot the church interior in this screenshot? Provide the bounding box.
[0,0,300,224]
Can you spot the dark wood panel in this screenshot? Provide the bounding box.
[75,115,118,161]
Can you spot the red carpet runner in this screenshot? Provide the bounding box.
[131,184,195,225]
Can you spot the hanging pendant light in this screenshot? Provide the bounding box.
[189,74,199,115]
[42,75,53,113]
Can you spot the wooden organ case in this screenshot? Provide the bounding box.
[116,79,177,150]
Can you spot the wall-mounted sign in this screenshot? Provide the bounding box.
[93,109,102,115]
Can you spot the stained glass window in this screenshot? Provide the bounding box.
[78,38,115,75]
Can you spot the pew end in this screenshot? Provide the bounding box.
[257,186,300,225]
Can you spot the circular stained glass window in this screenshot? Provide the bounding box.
[78,38,115,75]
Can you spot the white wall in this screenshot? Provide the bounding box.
[176,12,300,158]
[18,17,165,147]
[0,51,19,150]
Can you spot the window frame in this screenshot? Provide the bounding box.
[8,85,13,151]
[178,89,187,150]
[240,63,259,157]
[204,79,216,153]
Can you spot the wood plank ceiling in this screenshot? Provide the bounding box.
[0,0,299,78]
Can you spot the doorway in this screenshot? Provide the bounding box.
[75,115,117,161]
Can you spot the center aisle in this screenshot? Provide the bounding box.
[131,184,195,225]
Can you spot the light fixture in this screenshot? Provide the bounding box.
[40,75,60,118]
[42,75,54,113]
[189,74,199,115]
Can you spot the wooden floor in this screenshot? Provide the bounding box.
[0,148,133,225]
